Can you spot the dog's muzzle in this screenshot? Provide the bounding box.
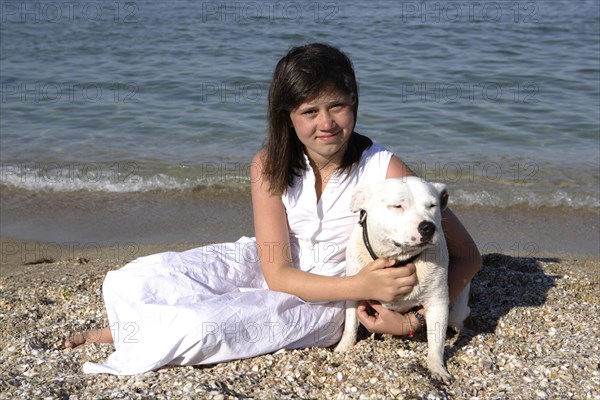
[359,209,424,267]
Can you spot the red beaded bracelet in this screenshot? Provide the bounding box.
[407,306,426,338]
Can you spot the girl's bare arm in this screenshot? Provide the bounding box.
[250,150,417,303]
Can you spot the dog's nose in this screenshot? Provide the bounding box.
[418,221,436,242]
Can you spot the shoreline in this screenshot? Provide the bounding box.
[1,188,598,263]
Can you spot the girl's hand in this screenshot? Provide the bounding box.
[356,300,409,335]
[353,259,418,303]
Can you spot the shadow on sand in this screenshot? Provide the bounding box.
[468,253,560,335]
[442,252,563,366]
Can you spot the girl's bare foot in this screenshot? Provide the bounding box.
[64,327,113,349]
[64,332,86,349]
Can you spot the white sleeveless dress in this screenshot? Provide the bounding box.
[83,142,393,375]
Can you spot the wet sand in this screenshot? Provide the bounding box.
[1,187,598,265]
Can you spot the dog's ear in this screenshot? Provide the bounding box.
[350,185,370,212]
[440,189,449,210]
[431,183,449,210]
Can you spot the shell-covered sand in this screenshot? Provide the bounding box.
[1,246,599,399]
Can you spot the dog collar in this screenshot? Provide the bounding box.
[358,210,422,267]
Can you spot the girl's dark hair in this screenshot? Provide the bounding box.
[263,43,372,195]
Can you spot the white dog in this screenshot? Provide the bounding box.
[334,177,471,383]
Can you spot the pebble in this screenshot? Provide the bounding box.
[0,255,598,399]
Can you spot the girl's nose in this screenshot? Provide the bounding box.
[318,111,337,131]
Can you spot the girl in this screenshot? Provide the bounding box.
[65,43,481,375]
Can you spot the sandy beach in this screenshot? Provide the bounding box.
[1,204,599,399]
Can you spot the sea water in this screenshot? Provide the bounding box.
[1,0,599,245]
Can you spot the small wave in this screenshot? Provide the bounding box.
[0,163,250,193]
[1,163,598,210]
[451,189,600,210]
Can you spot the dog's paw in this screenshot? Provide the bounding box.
[429,366,453,384]
[333,335,356,353]
[427,356,453,384]
[459,327,476,339]
[463,314,475,330]
[449,327,476,346]
[333,338,353,353]
[333,330,357,353]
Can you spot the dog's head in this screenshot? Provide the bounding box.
[351,177,448,258]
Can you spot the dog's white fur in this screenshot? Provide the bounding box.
[334,177,470,383]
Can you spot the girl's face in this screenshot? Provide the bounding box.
[289,90,355,167]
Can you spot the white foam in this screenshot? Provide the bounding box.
[0,164,248,193]
[1,164,598,209]
[451,189,600,209]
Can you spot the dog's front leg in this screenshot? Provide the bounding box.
[334,300,359,352]
[424,303,452,383]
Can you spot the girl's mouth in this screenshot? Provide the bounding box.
[317,131,340,141]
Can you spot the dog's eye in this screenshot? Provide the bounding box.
[390,205,402,209]
[429,203,437,209]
